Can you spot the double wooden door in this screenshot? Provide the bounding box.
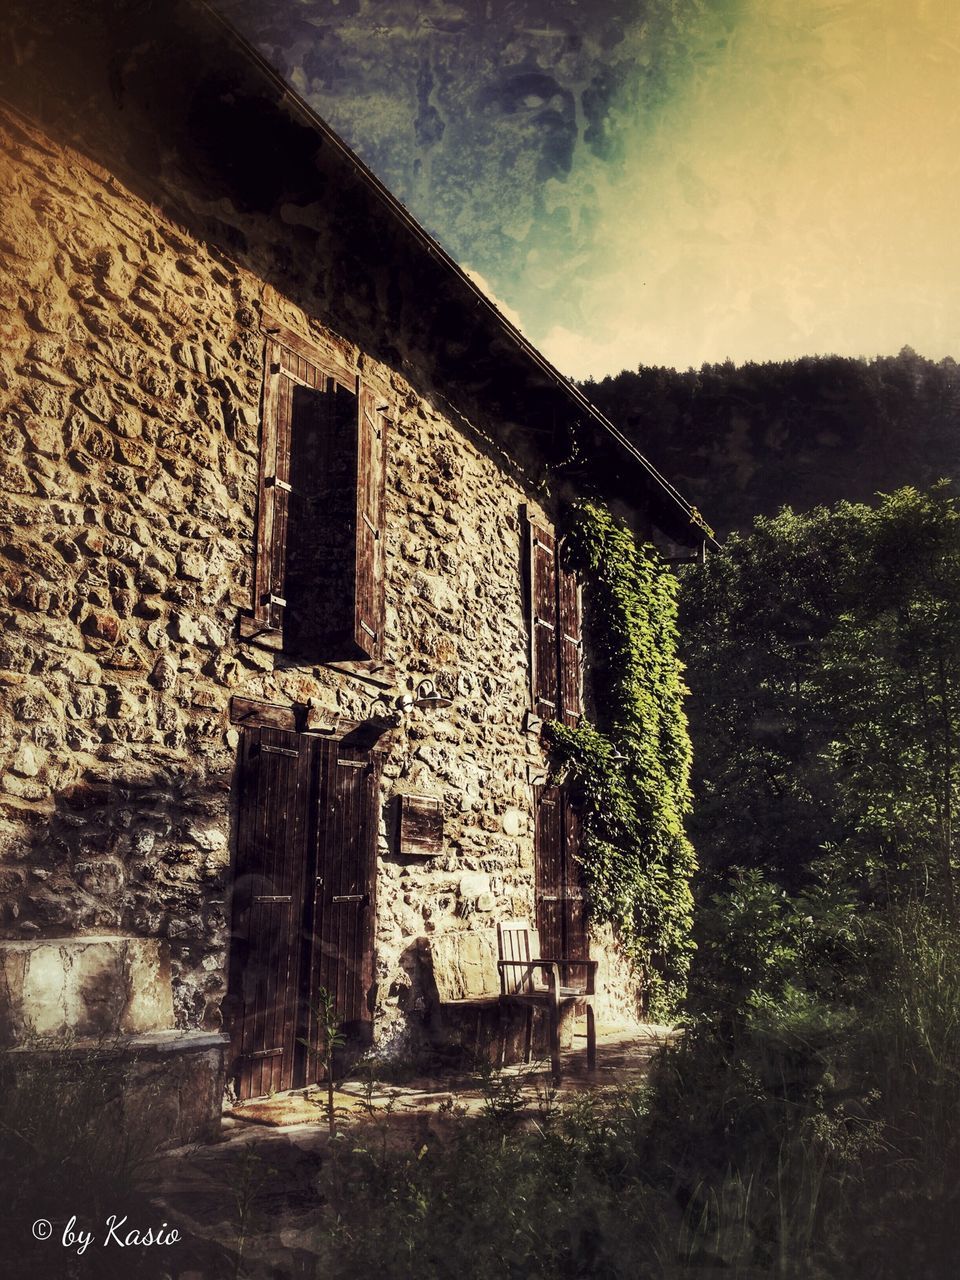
[535,782,589,960]
[229,726,378,1100]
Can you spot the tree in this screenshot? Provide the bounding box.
[680,486,960,918]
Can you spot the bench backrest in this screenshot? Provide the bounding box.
[497,919,543,995]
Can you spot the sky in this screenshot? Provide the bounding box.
[218,0,960,380]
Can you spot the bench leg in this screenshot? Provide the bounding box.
[523,1006,533,1063]
[586,1002,597,1071]
[549,1001,561,1084]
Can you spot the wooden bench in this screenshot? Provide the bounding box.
[497,920,597,1083]
[426,922,598,1082]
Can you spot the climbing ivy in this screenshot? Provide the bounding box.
[546,501,697,1020]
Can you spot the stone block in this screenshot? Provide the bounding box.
[0,935,175,1046]
[427,928,499,1002]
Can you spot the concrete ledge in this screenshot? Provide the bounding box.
[7,1029,229,1055]
[4,1032,230,1150]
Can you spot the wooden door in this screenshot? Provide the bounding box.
[302,741,379,1081]
[535,782,589,960]
[230,728,378,1100]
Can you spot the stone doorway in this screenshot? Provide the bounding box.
[228,726,378,1100]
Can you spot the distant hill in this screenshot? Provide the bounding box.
[582,349,960,536]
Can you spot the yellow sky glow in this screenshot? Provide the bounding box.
[535,0,960,377]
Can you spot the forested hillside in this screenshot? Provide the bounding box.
[583,348,960,535]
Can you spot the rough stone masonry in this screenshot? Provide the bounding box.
[0,99,639,1078]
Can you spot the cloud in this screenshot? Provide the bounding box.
[519,0,960,376]
[461,265,525,330]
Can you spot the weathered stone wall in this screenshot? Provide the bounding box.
[0,101,638,1061]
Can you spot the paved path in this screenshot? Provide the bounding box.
[221,1022,676,1132]
[142,1025,677,1278]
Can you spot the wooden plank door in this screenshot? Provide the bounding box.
[230,729,378,1099]
[303,743,379,1080]
[535,782,589,960]
[231,726,318,1100]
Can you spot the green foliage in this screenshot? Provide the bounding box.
[645,897,960,1279]
[583,348,960,536]
[301,987,347,1136]
[681,485,960,913]
[259,903,960,1279]
[0,1045,196,1279]
[546,501,696,1020]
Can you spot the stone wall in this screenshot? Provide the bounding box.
[0,100,639,1065]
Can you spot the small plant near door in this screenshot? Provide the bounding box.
[302,986,346,1137]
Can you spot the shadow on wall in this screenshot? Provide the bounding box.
[3,765,235,1033]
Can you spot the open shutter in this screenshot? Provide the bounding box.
[535,781,589,961]
[535,783,564,958]
[557,557,583,727]
[354,384,386,660]
[253,343,293,634]
[304,744,379,1078]
[561,789,589,958]
[525,509,558,718]
[245,329,386,663]
[231,726,317,1099]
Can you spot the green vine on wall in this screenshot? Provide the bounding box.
[546,501,697,1020]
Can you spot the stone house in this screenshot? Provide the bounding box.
[0,0,707,1140]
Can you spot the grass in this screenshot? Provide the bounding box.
[5,907,957,1279]
[272,904,959,1280]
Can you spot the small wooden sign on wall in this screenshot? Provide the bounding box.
[396,793,443,857]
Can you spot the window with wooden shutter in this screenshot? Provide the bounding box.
[241,327,387,661]
[523,506,583,724]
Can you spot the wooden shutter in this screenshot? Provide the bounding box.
[534,783,564,958]
[557,556,583,727]
[231,726,317,1099]
[304,743,379,1078]
[396,794,443,857]
[253,345,294,634]
[354,384,386,660]
[535,781,588,961]
[561,790,589,958]
[245,330,387,663]
[526,510,558,718]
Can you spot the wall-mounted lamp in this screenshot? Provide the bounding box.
[609,748,629,765]
[412,678,452,710]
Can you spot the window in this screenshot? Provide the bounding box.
[239,326,386,660]
[523,505,583,726]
